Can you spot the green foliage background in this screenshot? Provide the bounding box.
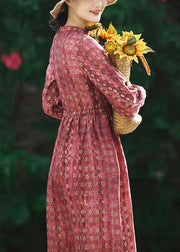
[0,0,179,251]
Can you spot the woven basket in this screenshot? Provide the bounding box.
[109,53,142,134]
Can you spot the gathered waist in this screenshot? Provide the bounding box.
[62,106,112,118]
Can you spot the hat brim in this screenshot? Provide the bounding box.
[50,0,117,18]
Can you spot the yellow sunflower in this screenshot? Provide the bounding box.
[87,22,102,38]
[114,31,144,62]
[88,28,99,38]
[97,22,119,41]
[113,30,155,75]
[98,27,115,40]
[104,35,122,54]
[87,22,155,76]
[104,40,117,53]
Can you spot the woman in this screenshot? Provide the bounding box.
[42,0,146,251]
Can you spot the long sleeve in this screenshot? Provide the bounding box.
[77,35,146,118]
[42,45,63,120]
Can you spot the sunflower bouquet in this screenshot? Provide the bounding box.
[86,22,155,134]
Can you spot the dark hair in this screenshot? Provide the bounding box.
[49,3,68,33]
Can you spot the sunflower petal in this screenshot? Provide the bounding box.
[107,22,117,35]
[135,34,142,40]
[134,56,139,63]
[144,46,155,53]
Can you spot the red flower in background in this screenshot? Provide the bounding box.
[1,52,22,70]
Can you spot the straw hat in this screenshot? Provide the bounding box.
[50,0,117,18]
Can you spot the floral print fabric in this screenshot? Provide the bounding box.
[42,25,146,252]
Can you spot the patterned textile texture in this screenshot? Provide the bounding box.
[42,25,146,252]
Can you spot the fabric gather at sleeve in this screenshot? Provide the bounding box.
[42,44,63,120]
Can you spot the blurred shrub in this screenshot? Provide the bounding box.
[0,0,54,251]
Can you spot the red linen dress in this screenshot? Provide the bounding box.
[42,25,146,252]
